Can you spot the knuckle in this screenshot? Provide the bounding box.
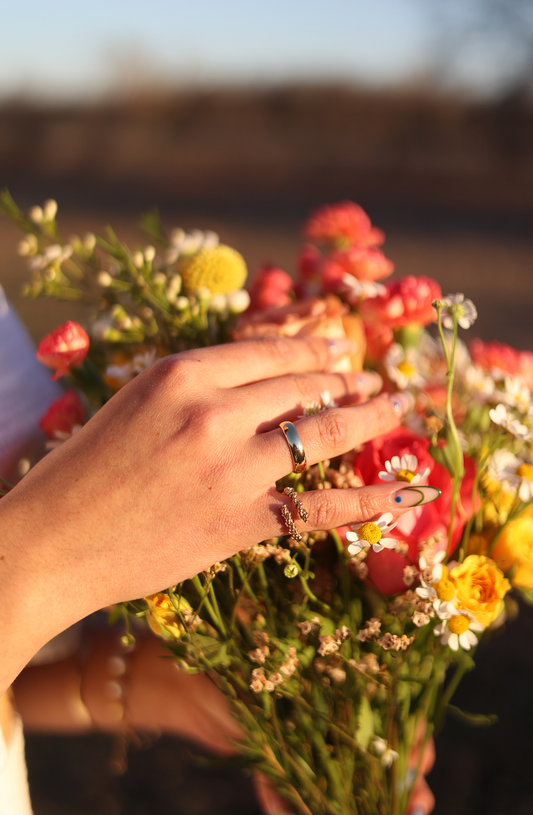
[255,337,294,364]
[354,490,385,520]
[372,396,393,435]
[305,338,327,371]
[315,409,349,451]
[289,373,319,405]
[312,491,338,529]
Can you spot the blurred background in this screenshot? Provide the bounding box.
[2,1,533,813]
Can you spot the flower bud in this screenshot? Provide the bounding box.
[29,206,44,224]
[175,296,189,311]
[144,245,156,262]
[39,391,86,438]
[226,289,251,314]
[133,251,144,268]
[284,563,300,579]
[208,293,227,313]
[43,199,58,221]
[84,233,96,253]
[153,272,167,287]
[97,271,113,287]
[36,321,90,380]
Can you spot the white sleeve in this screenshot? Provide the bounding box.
[0,716,33,815]
[0,285,60,468]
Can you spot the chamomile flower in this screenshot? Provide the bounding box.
[463,364,495,403]
[416,551,456,619]
[489,404,531,440]
[502,376,532,415]
[378,453,430,485]
[434,613,485,651]
[346,513,399,555]
[441,293,478,330]
[489,449,533,502]
[299,390,338,417]
[384,344,425,391]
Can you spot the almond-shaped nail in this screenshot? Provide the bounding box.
[391,485,441,508]
[389,392,415,417]
[328,338,359,357]
[357,370,383,395]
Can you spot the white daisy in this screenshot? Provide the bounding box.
[346,513,399,555]
[320,390,338,409]
[378,453,430,485]
[434,613,485,651]
[502,376,532,415]
[489,404,531,440]
[416,551,457,619]
[489,449,533,502]
[441,293,478,330]
[463,364,495,403]
[300,390,338,418]
[384,344,425,391]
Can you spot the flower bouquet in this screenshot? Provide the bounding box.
[3,191,533,815]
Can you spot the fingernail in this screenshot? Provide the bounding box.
[356,370,383,395]
[391,485,442,508]
[328,338,358,357]
[410,807,426,815]
[389,392,415,416]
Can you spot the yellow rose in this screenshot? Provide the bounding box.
[144,592,191,639]
[451,555,510,627]
[492,505,533,590]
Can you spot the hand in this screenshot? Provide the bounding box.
[1,336,418,690]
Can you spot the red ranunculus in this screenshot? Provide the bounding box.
[248,264,293,312]
[36,321,90,380]
[355,426,434,488]
[303,201,385,248]
[329,246,395,282]
[39,391,86,438]
[361,275,441,329]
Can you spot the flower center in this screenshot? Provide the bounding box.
[395,469,415,483]
[358,522,382,545]
[397,361,417,378]
[434,578,455,602]
[516,463,533,482]
[448,615,471,635]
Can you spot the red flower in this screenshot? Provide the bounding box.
[328,246,395,282]
[355,426,434,488]
[248,265,293,312]
[361,275,441,329]
[303,201,385,248]
[470,338,533,389]
[37,321,90,380]
[39,391,86,439]
[363,321,394,366]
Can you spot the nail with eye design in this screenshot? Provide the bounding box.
[391,485,442,508]
[328,338,358,357]
[357,371,383,395]
[389,392,415,416]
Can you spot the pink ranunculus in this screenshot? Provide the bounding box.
[36,321,90,380]
[361,275,442,329]
[39,391,86,438]
[329,246,395,282]
[470,338,533,389]
[303,201,385,248]
[248,264,294,312]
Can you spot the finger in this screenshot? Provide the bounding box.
[234,370,382,433]
[253,392,413,481]
[257,483,442,539]
[177,335,358,388]
[407,776,435,815]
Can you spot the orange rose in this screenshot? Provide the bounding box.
[233,295,365,372]
[492,505,533,590]
[451,555,510,626]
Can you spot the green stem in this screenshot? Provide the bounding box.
[298,573,331,612]
[208,580,227,638]
[256,563,277,634]
[191,575,225,635]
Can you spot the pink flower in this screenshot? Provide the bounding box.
[329,246,395,282]
[361,275,441,329]
[470,339,533,389]
[363,321,394,366]
[36,321,90,380]
[248,265,293,312]
[39,391,86,438]
[303,201,385,248]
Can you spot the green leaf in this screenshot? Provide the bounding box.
[446,704,498,727]
[355,695,374,750]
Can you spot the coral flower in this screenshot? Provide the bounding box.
[248,264,293,312]
[36,321,90,380]
[470,339,533,389]
[39,391,86,438]
[303,201,385,248]
[361,275,442,329]
[329,246,395,282]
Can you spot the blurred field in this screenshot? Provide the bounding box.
[2,86,533,815]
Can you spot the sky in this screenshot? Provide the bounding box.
[0,0,526,102]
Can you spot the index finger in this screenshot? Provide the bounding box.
[177,336,358,388]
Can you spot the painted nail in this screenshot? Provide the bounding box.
[410,807,426,815]
[389,391,415,416]
[328,338,359,357]
[357,370,383,395]
[391,485,442,508]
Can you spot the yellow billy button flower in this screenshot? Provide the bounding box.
[492,505,533,590]
[144,592,192,639]
[449,555,510,627]
[180,245,248,295]
[347,512,399,555]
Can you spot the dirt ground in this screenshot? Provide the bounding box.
[2,180,533,815]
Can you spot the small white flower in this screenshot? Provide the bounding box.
[320,390,338,409]
[502,376,532,415]
[463,364,495,402]
[416,551,457,619]
[342,273,386,302]
[372,737,399,768]
[300,391,338,418]
[346,513,398,555]
[489,449,533,502]
[434,613,485,651]
[441,293,478,330]
[489,404,531,440]
[29,243,73,270]
[226,289,251,314]
[378,453,430,485]
[384,344,425,391]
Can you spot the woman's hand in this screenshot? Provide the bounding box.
[1,336,422,690]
